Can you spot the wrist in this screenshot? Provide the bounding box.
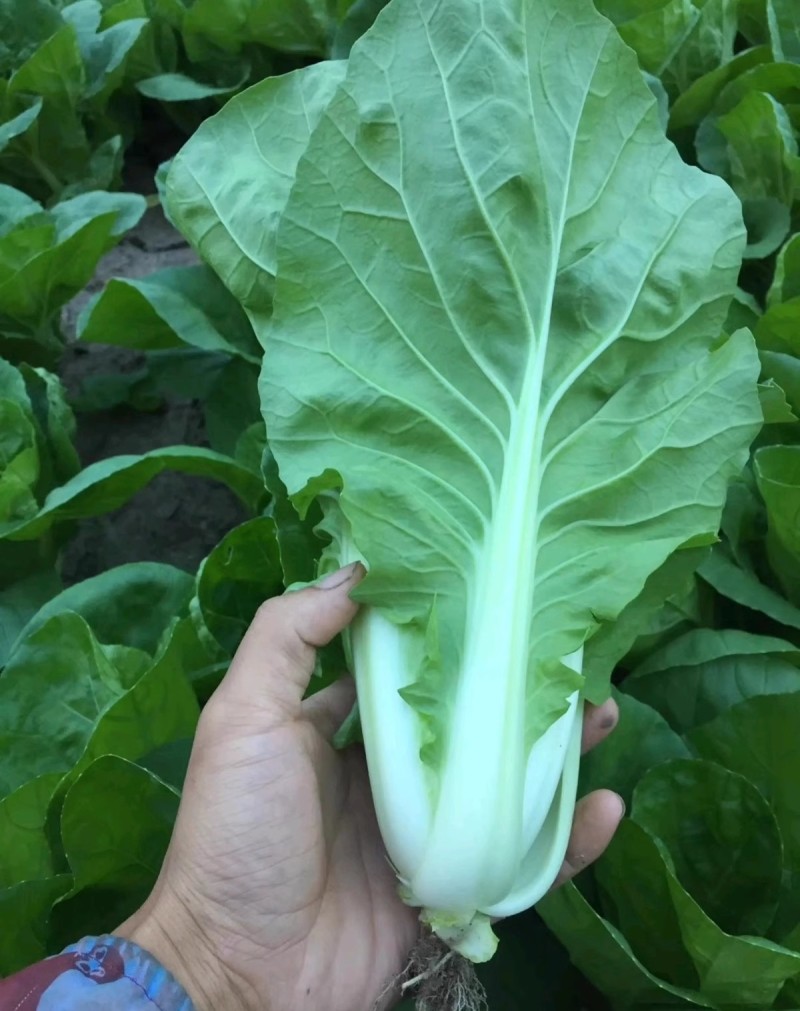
[116,893,256,1011]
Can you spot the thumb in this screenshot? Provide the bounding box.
[220,561,364,720]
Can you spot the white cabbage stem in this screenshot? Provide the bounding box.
[350,601,584,963]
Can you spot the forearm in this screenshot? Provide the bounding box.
[0,935,193,1011]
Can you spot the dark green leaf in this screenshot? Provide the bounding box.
[538,879,710,1009]
[0,568,62,666]
[754,445,800,605]
[596,818,800,1006]
[580,691,691,806]
[631,759,784,935]
[10,561,194,656]
[136,70,245,100]
[181,0,333,57]
[583,546,709,701]
[698,545,800,632]
[625,628,800,731]
[0,773,62,888]
[668,45,772,131]
[768,0,800,64]
[59,756,178,909]
[0,876,72,975]
[595,819,700,988]
[760,377,798,422]
[194,516,283,654]
[689,692,800,938]
[77,265,261,362]
[330,0,388,58]
[0,613,150,797]
[0,445,263,542]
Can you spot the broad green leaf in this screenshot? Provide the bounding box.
[138,738,192,791]
[596,0,737,98]
[0,191,146,350]
[0,1,64,76]
[768,0,800,64]
[625,628,800,731]
[697,91,799,216]
[660,0,737,98]
[631,759,784,936]
[203,357,262,455]
[0,184,43,236]
[72,616,200,777]
[263,0,761,771]
[135,70,243,100]
[755,445,800,605]
[182,0,333,57]
[595,819,700,988]
[0,96,42,154]
[158,614,228,705]
[580,691,691,805]
[713,61,800,116]
[0,568,61,666]
[19,365,80,491]
[596,818,800,1006]
[8,24,84,108]
[760,377,798,422]
[73,11,149,102]
[0,445,264,542]
[583,546,709,701]
[330,0,389,58]
[690,692,800,938]
[758,296,800,355]
[719,474,764,572]
[538,879,710,1009]
[761,349,800,415]
[77,265,261,362]
[632,627,800,675]
[57,756,179,935]
[262,447,325,586]
[194,516,283,654]
[5,24,89,198]
[668,45,772,131]
[725,286,762,333]
[0,398,39,524]
[0,613,150,798]
[698,545,800,632]
[768,231,800,305]
[0,773,62,888]
[0,875,72,975]
[10,562,194,656]
[166,61,346,314]
[593,0,701,80]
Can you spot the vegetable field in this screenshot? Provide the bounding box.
[2,0,800,1007]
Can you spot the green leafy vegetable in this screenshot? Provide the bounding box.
[169,0,761,960]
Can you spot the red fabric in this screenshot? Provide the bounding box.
[0,944,124,1009]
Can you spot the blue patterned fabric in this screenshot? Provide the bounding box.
[0,935,194,1010]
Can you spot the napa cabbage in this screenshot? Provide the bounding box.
[171,0,763,962]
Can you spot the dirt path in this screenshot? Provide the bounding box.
[59,200,247,585]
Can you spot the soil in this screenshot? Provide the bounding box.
[59,150,247,585]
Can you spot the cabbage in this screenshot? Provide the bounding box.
[180,0,763,962]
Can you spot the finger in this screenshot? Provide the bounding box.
[550,789,625,890]
[581,697,619,755]
[303,676,357,740]
[222,562,364,719]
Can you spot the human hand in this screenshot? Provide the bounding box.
[118,563,623,1011]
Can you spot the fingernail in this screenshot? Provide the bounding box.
[600,712,617,730]
[317,561,362,590]
[617,795,626,819]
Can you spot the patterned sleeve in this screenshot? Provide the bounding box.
[0,935,194,1010]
